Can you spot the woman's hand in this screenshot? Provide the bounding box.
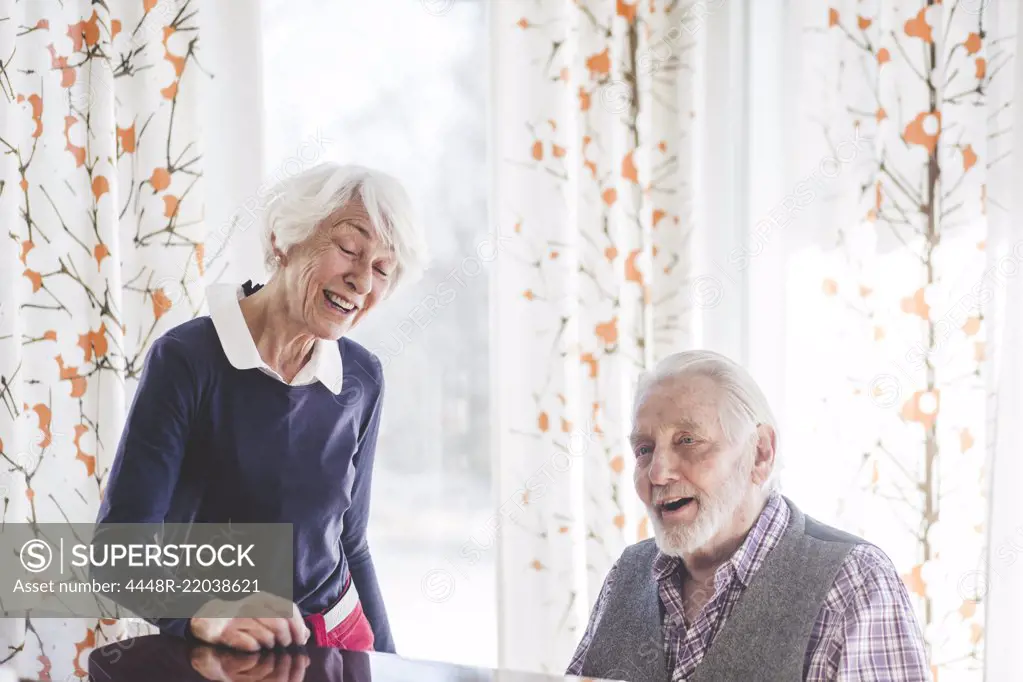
[189,593,311,651]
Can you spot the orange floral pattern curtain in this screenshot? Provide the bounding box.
[0,0,206,677]
[490,0,700,672]
[785,1,1018,679]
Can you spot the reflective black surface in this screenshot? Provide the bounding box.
[72,635,607,682]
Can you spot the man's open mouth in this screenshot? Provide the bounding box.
[657,497,695,512]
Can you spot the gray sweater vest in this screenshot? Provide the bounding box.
[579,497,864,682]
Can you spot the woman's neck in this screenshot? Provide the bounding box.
[238,278,317,383]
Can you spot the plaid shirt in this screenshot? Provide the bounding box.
[567,494,931,681]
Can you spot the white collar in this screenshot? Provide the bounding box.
[207,283,344,394]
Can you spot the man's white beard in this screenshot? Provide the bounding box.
[649,452,754,558]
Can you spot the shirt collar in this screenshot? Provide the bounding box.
[651,492,790,589]
[207,283,344,394]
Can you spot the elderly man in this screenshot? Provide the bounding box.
[567,350,930,681]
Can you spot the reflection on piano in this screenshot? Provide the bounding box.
[63,635,622,682]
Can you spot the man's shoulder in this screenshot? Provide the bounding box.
[840,542,904,581]
[822,542,910,614]
[802,514,868,546]
[609,538,661,584]
[777,500,910,611]
[621,537,659,562]
[592,539,663,611]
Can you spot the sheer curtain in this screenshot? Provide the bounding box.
[980,2,1023,678]
[0,1,260,678]
[781,1,1019,679]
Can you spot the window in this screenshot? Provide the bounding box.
[261,0,494,666]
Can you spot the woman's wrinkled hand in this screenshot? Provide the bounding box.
[189,593,311,652]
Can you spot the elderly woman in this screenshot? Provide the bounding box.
[96,163,427,653]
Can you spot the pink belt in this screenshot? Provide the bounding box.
[304,578,374,650]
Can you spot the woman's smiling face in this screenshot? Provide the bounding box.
[276,197,398,340]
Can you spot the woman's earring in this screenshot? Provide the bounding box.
[275,254,282,265]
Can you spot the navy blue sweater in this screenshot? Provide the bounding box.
[96,313,394,652]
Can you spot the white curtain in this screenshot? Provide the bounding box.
[0,1,260,678]
[981,2,1023,678]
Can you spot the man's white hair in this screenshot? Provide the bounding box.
[633,349,781,491]
[260,162,429,289]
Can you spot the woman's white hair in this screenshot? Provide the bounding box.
[633,349,781,491]
[260,162,428,288]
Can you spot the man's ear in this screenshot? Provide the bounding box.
[751,424,776,486]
